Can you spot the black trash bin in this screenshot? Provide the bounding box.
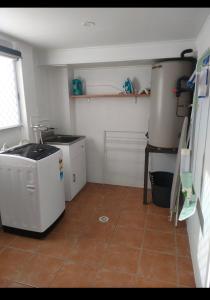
[149,171,173,208]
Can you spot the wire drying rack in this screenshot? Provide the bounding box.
[103,130,147,186]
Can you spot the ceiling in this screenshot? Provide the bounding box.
[0,7,209,50]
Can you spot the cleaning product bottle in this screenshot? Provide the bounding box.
[72,78,83,95]
[123,78,134,94]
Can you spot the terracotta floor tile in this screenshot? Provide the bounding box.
[67,220,92,238]
[83,220,115,243]
[117,209,146,229]
[126,188,143,200]
[102,196,127,211]
[176,234,191,257]
[102,244,140,274]
[175,221,187,235]
[147,203,170,217]
[146,213,174,233]
[65,206,95,224]
[134,275,177,288]
[85,192,105,203]
[138,250,177,284]
[92,207,120,227]
[9,236,42,253]
[177,257,195,287]
[36,234,77,260]
[103,185,129,198]
[50,215,91,238]
[49,262,98,287]
[93,269,135,287]
[0,248,34,282]
[83,182,104,194]
[67,238,108,267]
[70,193,88,205]
[120,198,148,213]
[0,280,34,288]
[17,254,64,287]
[46,215,72,237]
[0,231,16,248]
[110,227,144,249]
[0,183,195,288]
[143,229,176,255]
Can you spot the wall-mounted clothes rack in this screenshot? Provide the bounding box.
[103,130,147,186]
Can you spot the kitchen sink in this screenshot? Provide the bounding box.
[43,135,84,145]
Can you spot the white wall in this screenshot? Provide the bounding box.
[187,14,210,287]
[72,64,171,186]
[33,61,72,134]
[48,67,71,134]
[36,39,196,66]
[72,63,177,187]
[36,38,192,185]
[33,64,51,123]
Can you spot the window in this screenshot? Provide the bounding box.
[0,55,21,130]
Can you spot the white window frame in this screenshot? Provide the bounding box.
[0,55,22,131]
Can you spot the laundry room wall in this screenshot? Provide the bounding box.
[33,63,72,134]
[35,38,195,188]
[71,64,176,187]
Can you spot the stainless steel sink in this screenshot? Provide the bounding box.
[43,135,84,145]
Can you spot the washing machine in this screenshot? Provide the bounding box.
[0,143,65,237]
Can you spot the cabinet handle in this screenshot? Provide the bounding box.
[73,173,76,183]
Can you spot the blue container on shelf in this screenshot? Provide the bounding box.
[72,79,83,95]
[123,78,134,94]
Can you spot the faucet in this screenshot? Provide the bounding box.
[32,124,55,144]
[1,143,8,151]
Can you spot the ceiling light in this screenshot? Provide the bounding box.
[82,21,96,28]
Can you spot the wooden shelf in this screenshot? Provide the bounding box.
[70,93,150,99]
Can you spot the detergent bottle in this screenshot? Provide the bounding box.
[123,78,134,94]
[72,78,83,95]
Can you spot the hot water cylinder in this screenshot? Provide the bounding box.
[148,50,195,149]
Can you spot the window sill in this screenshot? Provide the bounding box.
[0,124,22,132]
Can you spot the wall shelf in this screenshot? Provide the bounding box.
[70,93,150,99]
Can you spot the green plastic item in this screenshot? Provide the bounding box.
[180,172,193,205]
[72,79,83,95]
[179,172,197,221]
[179,193,197,221]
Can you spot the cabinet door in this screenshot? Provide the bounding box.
[80,140,86,188]
[70,154,81,199]
[70,139,87,199]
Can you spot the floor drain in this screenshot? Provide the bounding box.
[98,216,109,223]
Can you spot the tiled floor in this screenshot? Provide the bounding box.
[0,183,195,288]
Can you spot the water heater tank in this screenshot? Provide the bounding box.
[148,59,194,149]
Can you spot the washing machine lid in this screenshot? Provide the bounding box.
[1,143,59,160]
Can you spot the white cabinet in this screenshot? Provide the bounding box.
[69,139,86,200]
[46,138,86,201]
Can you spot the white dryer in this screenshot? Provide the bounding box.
[0,143,65,237]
